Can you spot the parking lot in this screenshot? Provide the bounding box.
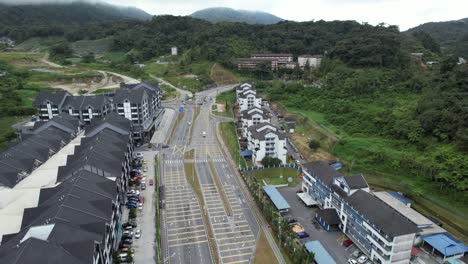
[277,184,351,264]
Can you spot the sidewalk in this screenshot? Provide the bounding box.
[151,108,175,145]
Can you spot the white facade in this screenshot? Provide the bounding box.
[247,124,287,164]
[240,108,270,137]
[298,55,322,68]
[238,93,262,112]
[236,83,253,95]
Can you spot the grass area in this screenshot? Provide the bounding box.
[92,88,119,94]
[0,116,28,150]
[280,104,468,242]
[168,112,184,143]
[184,150,219,264]
[160,83,178,100]
[154,156,161,263]
[15,89,39,107]
[213,90,236,118]
[245,168,301,186]
[208,161,232,216]
[14,37,66,52]
[210,63,238,85]
[71,37,113,56]
[219,122,246,168]
[253,231,279,264]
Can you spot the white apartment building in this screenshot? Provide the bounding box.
[240,107,270,137]
[247,123,287,164]
[298,55,322,68]
[300,162,419,264]
[238,91,262,112]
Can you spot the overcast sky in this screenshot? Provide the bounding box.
[3,0,467,30]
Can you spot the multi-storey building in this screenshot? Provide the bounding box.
[0,113,134,264]
[240,107,270,137]
[298,55,322,68]
[61,95,112,122]
[247,123,287,164]
[114,81,162,143]
[34,90,71,121]
[237,90,262,111]
[236,83,253,95]
[34,81,162,144]
[251,53,294,63]
[301,162,419,264]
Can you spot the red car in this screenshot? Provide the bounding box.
[139,196,145,203]
[149,179,154,186]
[342,239,353,247]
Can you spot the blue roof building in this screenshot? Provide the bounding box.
[262,185,290,212]
[304,240,336,264]
[387,191,411,206]
[422,233,468,261]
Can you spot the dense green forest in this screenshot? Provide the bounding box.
[256,59,468,195]
[190,7,283,24]
[407,17,468,57]
[0,2,150,42]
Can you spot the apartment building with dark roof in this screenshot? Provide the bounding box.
[0,113,134,264]
[300,161,418,264]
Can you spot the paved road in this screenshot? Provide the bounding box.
[160,104,214,264]
[191,101,259,264]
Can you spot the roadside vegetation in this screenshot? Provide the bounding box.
[219,122,246,168]
[244,168,301,186]
[253,231,279,264]
[213,90,236,118]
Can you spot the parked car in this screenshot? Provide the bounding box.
[149,179,154,186]
[122,234,132,240]
[120,248,134,253]
[348,259,357,264]
[141,179,146,185]
[123,231,133,236]
[139,197,145,203]
[123,239,133,244]
[358,255,368,263]
[342,239,353,247]
[135,152,143,158]
[297,232,309,239]
[296,189,303,193]
[143,166,148,172]
[287,218,297,225]
[141,184,146,190]
[135,229,141,239]
[138,204,143,211]
[352,249,361,258]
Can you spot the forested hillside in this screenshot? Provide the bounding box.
[0,2,151,42]
[407,18,468,56]
[190,7,283,24]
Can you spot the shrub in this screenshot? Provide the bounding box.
[308,139,321,150]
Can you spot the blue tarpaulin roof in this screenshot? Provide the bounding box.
[422,233,468,257]
[262,185,290,210]
[304,241,336,264]
[240,150,253,157]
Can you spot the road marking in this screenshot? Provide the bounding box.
[218,240,255,247]
[214,228,251,235]
[166,224,205,231]
[216,234,254,241]
[219,246,254,253]
[165,201,199,207]
[165,208,201,215]
[168,234,207,242]
[166,212,202,219]
[168,240,208,248]
[222,260,250,264]
[167,229,206,236]
[222,252,253,260]
[166,217,202,224]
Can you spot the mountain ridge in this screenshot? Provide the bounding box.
[190,7,283,25]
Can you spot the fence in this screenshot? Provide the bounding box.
[240,163,302,172]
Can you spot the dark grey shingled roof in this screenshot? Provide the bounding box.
[316,208,341,225]
[241,107,269,119]
[330,184,348,197]
[61,95,111,110]
[238,92,258,99]
[34,90,69,106]
[85,112,131,136]
[113,88,147,104]
[0,237,86,264]
[302,161,343,187]
[121,80,160,92]
[345,190,420,238]
[32,113,82,135]
[247,123,285,140]
[345,174,368,189]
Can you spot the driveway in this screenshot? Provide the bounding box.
[277,184,350,264]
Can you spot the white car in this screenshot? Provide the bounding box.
[141,180,146,185]
[295,160,301,164]
[358,255,368,263]
[135,229,141,239]
[123,231,133,236]
[348,259,357,264]
[138,203,143,210]
[143,167,148,172]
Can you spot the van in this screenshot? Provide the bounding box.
[202,132,206,137]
